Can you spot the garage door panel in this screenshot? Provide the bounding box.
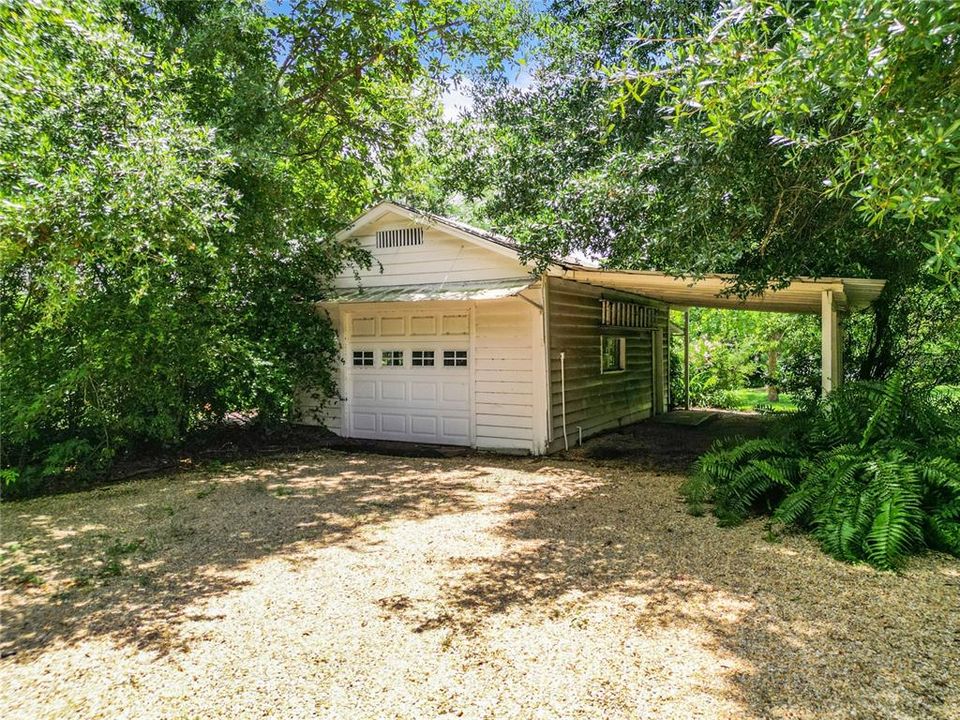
[410,316,437,335]
[353,412,377,432]
[442,314,469,335]
[440,382,469,405]
[380,414,408,433]
[442,417,470,441]
[380,316,405,335]
[347,310,473,446]
[410,415,438,436]
[410,382,438,403]
[352,379,376,400]
[380,380,406,401]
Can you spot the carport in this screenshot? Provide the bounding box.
[558,267,886,402]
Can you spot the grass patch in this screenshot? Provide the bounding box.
[97,558,124,579]
[725,387,798,412]
[7,564,44,587]
[105,538,144,557]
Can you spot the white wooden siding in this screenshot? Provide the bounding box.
[300,297,546,453]
[473,294,547,453]
[545,276,668,449]
[334,210,529,289]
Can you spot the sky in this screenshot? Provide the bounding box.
[440,65,536,120]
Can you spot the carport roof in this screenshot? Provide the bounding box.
[325,277,538,303]
[559,267,885,314]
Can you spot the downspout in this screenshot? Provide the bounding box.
[541,274,553,451]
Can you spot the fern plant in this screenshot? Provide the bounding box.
[686,377,960,569]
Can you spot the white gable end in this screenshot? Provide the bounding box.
[334,208,532,290]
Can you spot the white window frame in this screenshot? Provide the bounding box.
[381,350,404,367]
[352,350,374,367]
[443,350,468,367]
[412,350,435,367]
[600,336,627,374]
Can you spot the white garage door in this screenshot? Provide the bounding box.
[346,310,472,445]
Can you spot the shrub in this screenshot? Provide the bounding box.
[683,377,960,569]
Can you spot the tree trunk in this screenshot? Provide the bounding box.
[767,331,783,402]
[859,287,899,380]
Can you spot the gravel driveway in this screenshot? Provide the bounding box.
[2,448,958,719]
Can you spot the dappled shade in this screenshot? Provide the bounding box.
[3,430,957,718]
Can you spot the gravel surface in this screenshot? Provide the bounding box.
[2,445,958,719]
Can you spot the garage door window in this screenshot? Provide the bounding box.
[443,350,468,367]
[381,350,404,367]
[353,350,374,367]
[412,350,435,367]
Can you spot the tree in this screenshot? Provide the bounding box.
[437,0,960,386]
[647,0,960,289]
[435,0,717,256]
[673,308,821,408]
[0,0,523,485]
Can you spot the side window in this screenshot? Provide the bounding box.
[443,350,468,367]
[381,350,404,367]
[352,350,374,367]
[412,350,435,367]
[600,336,626,373]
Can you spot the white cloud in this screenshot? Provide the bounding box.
[440,80,475,120]
[439,65,538,121]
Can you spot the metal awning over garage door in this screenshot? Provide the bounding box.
[326,277,537,303]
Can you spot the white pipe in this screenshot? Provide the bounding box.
[560,351,568,451]
[577,426,582,447]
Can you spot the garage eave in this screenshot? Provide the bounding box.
[322,277,539,304]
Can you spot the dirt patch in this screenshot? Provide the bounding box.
[2,449,957,719]
[577,411,772,470]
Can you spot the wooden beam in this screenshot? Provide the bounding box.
[683,309,690,410]
[821,290,839,395]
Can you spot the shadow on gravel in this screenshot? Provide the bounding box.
[397,451,959,719]
[1,454,486,658]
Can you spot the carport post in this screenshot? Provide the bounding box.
[683,309,690,410]
[821,290,840,395]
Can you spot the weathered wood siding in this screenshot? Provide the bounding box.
[473,292,548,453]
[546,276,668,447]
[334,210,529,289]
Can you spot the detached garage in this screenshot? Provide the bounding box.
[299,201,885,455]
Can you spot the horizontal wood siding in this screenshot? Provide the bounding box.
[473,296,540,451]
[297,306,342,431]
[334,211,528,289]
[547,277,668,445]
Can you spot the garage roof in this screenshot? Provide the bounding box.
[334,202,887,314]
[326,277,538,303]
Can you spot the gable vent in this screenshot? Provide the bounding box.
[601,299,658,328]
[376,227,423,249]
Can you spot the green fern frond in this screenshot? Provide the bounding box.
[926,513,960,555]
[774,482,820,527]
[865,493,923,570]
[860,375,904,448]
[684,377,958,569]
[679,473,713,506]
[921,456,960,493]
